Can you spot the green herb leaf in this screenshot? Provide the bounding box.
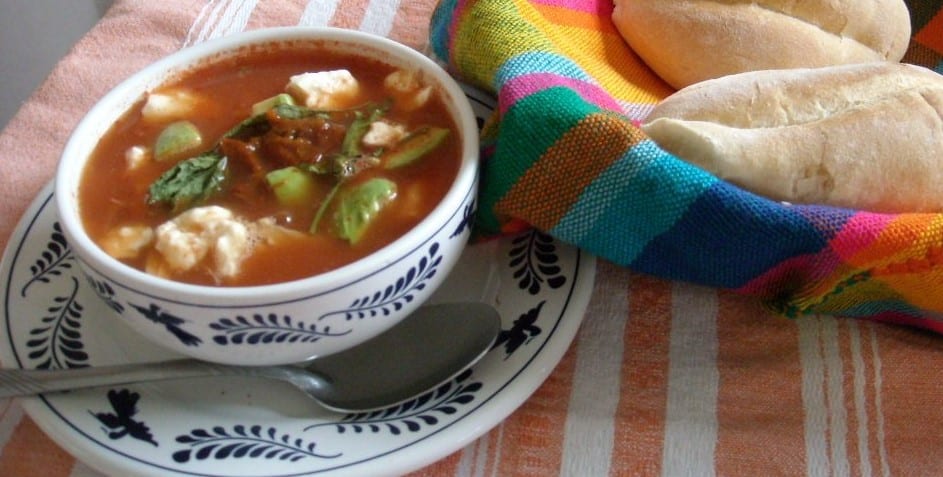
[147,153,227,211]
[300,161,334,176]
[333,154,381,179]
[223,113,270,139]
[341,102,388,157]
[309,181,342,235]
[334,177,397,244]
[225,104,333,139]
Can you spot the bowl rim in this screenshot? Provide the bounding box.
[54,26,479,303]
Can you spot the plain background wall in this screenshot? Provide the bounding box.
[0,0,114,130]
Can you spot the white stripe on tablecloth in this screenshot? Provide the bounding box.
[849,321,872,477]
[454,432,487,477]
[359,0,402,37]
[0,399,24,449]
[821,317,850,477]
[661,282,719,477]
[869,324,891,477]
[184,0,258,46]
[559,268,628,476]
[299,0,340,26]
[184,0,220,45]
[472,434,491,477]
[491,421,509,476]
[799,316,831,476]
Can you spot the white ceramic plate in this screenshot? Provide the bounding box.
[0,181,595,476]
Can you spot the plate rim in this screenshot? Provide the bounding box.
[1,180,596,477]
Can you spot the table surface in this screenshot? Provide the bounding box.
[1,1,943,476]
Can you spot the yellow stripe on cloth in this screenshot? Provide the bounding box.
[519,0,671,108]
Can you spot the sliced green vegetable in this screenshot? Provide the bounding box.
[384,127,449,169]
[272,103,329,120]
[333,177,397,244]
[147,153,227,211]
[251,93,295,116]
[154,120,203,162]
[266,166,314,206]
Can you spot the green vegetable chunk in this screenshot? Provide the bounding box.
[266,166,314,206]
[334,177,397,244]
[154,120,203,162]
[251,93,295,116]
[147,153,227,211]
[384,126,449,169]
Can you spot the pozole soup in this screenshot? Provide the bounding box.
[78,43,461,286]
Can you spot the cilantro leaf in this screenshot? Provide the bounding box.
[147,153,227,211]
[341,102,388,157]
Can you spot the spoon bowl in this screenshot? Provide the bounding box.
[0,302,500,413]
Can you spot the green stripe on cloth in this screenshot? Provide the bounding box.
[552,139,718,263]
[480,86,600,232]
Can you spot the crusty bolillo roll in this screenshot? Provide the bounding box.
[641,62,943,213]
[612,0,912,89]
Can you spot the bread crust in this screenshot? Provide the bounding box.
[641,63,943,213]
[612,0,912,89]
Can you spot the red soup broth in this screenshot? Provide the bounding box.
[78,44,461,287]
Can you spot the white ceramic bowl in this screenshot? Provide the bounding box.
[54,27,479,366]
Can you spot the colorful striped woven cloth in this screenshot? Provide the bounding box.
[429,0,943,332]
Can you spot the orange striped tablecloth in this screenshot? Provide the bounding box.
[1,1,943,476]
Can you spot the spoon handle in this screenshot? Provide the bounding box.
[0,360,246,398]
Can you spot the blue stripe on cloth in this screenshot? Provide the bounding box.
[494,51,591,90]
[794,204,857,242]
[629,180,831,289]
[551,140,717,264]
[428,0,458,64]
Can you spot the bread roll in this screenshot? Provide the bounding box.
[612,0,912,89]
[641,62,943,213]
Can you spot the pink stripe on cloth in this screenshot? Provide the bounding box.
[828,212,897,261]
[530,0,612,15]
[0,0,208,254]
[498,72,623,115]
[734,253,839,297]
[737,212,903,299]
[867,311,943,334]
[331,0,371,29]
[390,0,442,50]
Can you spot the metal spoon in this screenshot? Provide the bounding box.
[0,302,500,412]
